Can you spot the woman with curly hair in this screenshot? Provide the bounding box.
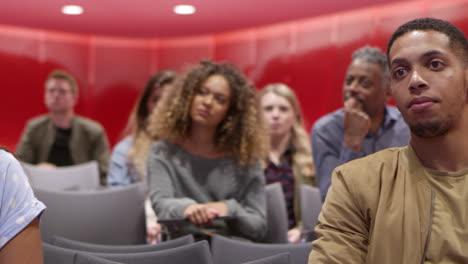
[107,70,177,244]
[146,60,268,241]
[259,83,317,243]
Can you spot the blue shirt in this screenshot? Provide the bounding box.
[0,150,46,248]
[107,136,139,187]
[311,106,410,201]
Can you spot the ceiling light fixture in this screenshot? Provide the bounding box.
[62,5,84,15]
[173,5,196,15]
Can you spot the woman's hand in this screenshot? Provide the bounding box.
[183,203,221,225]
[287,228,301,244]
[146,223,161,245]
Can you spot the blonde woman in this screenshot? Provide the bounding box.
[146,60,268,241]
[259,83,316,243]
[107,70,177,244]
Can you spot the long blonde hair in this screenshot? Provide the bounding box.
[260,83,315,178]
[147,60,268,166]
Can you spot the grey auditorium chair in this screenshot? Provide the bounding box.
[241,252,294,264]
[264,183,288,243]
[300,184,322,241]
[73,254,123,264]
[43,240,213,264]
[22,160,99,191]
[211,234,312,264]
[51,234,194,253]
[36,183,147,244]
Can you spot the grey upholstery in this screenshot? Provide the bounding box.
[264,183,288,243]
[91,241,213,264]
[43,242,75,264]
[241,252,293,264]
[74,254,123,264]
[211,234,312,264]
[300,184,322,238]
[52,234,194,253]
[22,161,99,191]
[44,241,213,264]
[36,183,147,244]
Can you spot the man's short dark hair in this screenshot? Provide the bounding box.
[387,18,468,67]
[46,69,79,95]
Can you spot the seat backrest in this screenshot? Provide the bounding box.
[36,183,147,244]
[22,161,100,191]
[241,252,293,264]
[88,240,213,264]
[264,183,288,243]
[43,241,213,264]
[43,242,76,264]
[74,253,123,264]
[52,234,194,253]
[300,184,322,232]
[74,254,123,264]
[211,234,312,264]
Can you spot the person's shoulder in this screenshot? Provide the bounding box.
[74,115,105,132]
[386,105,405,119]
[385,105,410,135]
[336,146,407,183]
[25,115,50,128]
[113,136,134,152]
[0,149,17,166]
[152,139,171,150]
[312,108,344,132]
[149,140,176,157]
[0,150,24,181]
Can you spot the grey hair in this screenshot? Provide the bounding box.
[352,45,390,79]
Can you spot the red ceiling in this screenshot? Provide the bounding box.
[0,0,412,38]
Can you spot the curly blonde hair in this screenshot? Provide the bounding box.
[124,70,177,180]
[147,60,267,166]
[259,83,316,178]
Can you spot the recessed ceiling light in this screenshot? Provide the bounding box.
[173,5,196,15]
[62,5,84,15]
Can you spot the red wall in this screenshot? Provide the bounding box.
[1,0,467,151]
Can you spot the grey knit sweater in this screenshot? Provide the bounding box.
[147,140,266,241]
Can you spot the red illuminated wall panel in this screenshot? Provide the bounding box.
[374,1,427,49]
[0,26,42,151]
[428,0,468,30]
[91,38,153,144]
[254,22,295,88]
[158,36,215,72]
[0,0,467,151]
[214,30,257,79]
[291,17,337,129]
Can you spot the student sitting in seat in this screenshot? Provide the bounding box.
[16,70,110,185]
[107,70,177,244]
[259,83,317,243]
[147,60,268,242]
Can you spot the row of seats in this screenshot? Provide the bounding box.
[22,161,101,191]
[44,234,312,264]
[23,161,321,247]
